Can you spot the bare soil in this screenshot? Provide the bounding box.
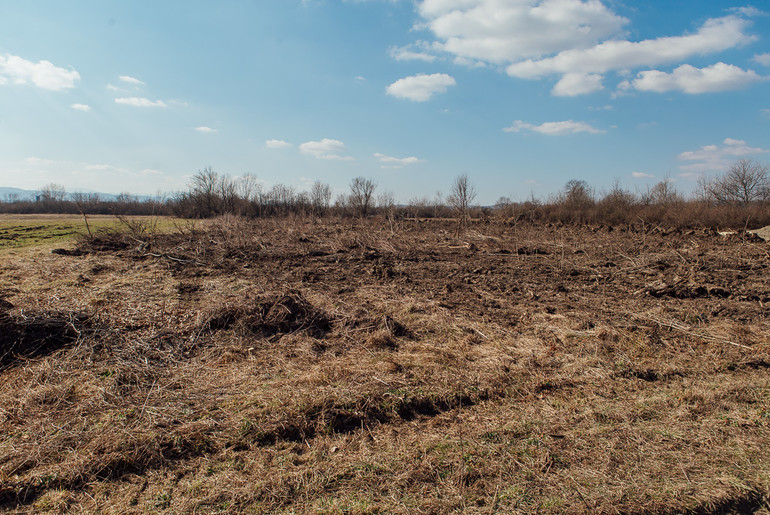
[1,217,769,513]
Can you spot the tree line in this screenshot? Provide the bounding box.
[1,159,768,229]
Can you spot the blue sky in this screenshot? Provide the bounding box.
[1,0,769,204]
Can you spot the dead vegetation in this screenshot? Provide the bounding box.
[0,217,769,514]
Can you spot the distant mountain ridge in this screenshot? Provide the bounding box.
[0,187,144,202]
[0,187,37,200]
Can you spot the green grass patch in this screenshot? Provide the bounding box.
[0,214,183,251]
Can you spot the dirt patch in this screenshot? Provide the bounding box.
[0,308,89,370]
[202,291,332,338]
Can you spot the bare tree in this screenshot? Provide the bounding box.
[218,174,239,214]
[38,183,67,202]
[701,159,769,206]
[266,183,297,216]
[646,176,681,205]
[236,173,262,202]
[448,173,476,230]
[561,179,594,208]
[377,190,397,231]
[349,176,376,217]
[190,167,221,216]
[310,180,332,216]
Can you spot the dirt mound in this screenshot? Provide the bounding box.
[204,291,331,338]
[644,280,731,299]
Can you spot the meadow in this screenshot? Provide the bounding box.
[0,214,768,513]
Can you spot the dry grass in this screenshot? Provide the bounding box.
[1,216,769,513]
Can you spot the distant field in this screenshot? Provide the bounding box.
[0,214,183,251]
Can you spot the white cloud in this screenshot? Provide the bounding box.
[410,3,759,96]
[389,42,437,62]
[71,103,91,112]
[83,163,129,172]
[299,139,354,161]
[25,157,57,166]
[762,108,770,119]
[731,6,765,17]
[114,97,167,108]
[0,53,80,90]
[632,171,655,179]
[504,120,604,135]
[754,52,770,67]
[417,0,627,64]
[506,14,755,80]
[265,139,293,149]
[194,126,217,133]
[678,138,770,172]
[552,72,604,96]
[119,75,145,85]
[627,62,764,94]
[374,152,425,168]
[386,73,456,101]
[106,83,121,91]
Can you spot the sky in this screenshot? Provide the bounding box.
[1,0,769,204]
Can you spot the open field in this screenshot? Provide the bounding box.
[1,215,769,513]
[0,215,182,252]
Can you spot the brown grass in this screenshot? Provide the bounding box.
[1,217,769,513]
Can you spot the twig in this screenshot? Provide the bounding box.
[139,379,157,419]
[639,315,753,350]
[144,252,205,266]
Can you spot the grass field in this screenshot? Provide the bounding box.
[1,215,769,513]
[0,214,183,252]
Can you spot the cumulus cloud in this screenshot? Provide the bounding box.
[374,153,425,168]
[265,139,293,149]
[504,120,604,135]
[506,14,754,79]
[678,138,770,172]
[632,171,655,179]
[194,126,217,133]
[417,0,627,64]
[386,73,456,101]
[408,3,759,96]
[622,62,764,94]
[552,72,604,96]
[71,103,91,112]
[119,75,145,85]
[0,54,80,90]
[754,52,770,67]
[299,139,354,161]
[114,97,167,108]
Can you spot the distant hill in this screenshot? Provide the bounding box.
[0,187,137,202]
[0,187,37,200]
